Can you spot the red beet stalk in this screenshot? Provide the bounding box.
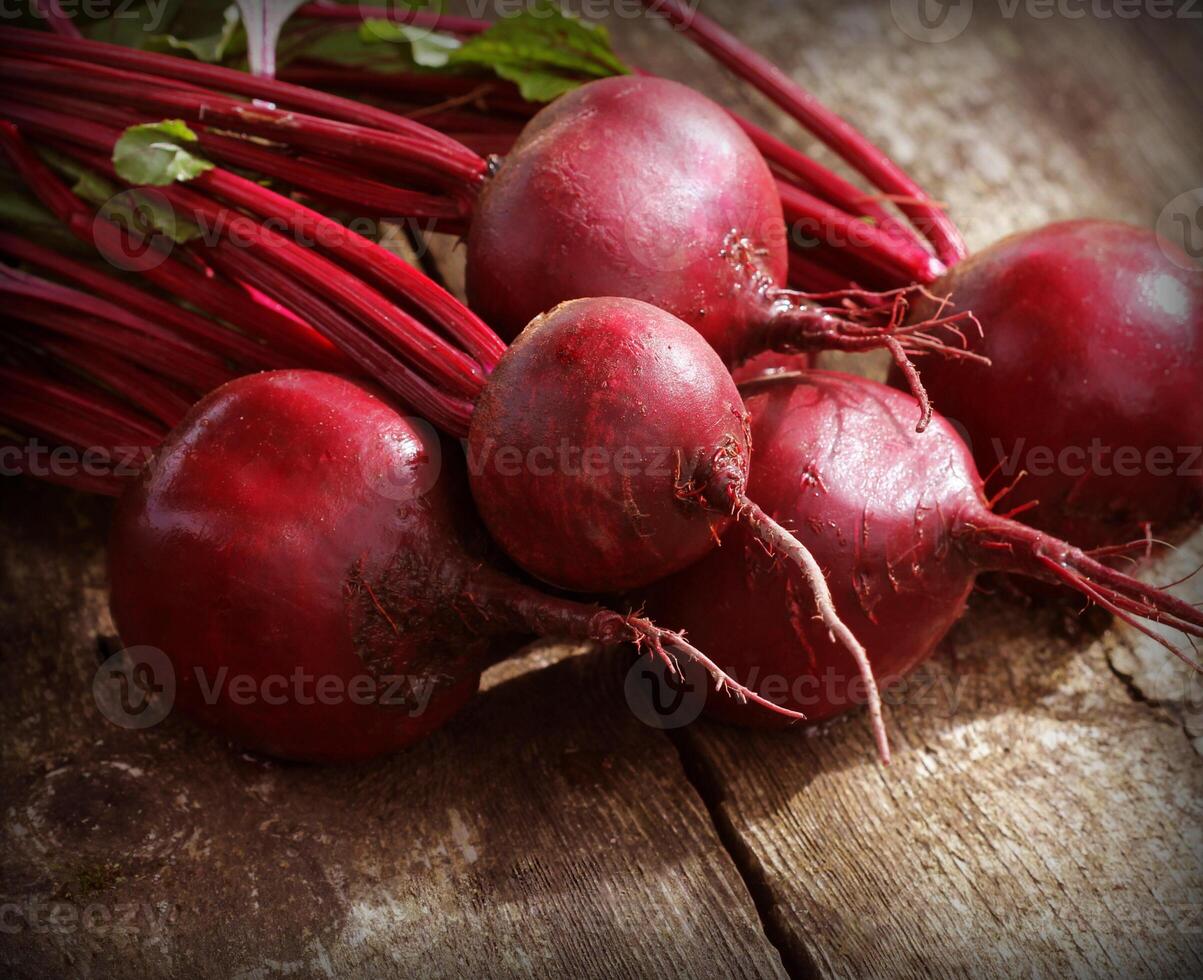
[0,26,478,154]
[1,118,484,433]
[0,54,485,201]
[2,266,233,393]
[0,114,347,372]
[640,0,967,266]
[0,231,283,373]
[26,333,193,430]
[0,366,164,459]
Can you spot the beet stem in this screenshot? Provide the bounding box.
[2,268,234,393]
[776,180,939,286]
[0,365,165,451]
[0,115,347,372]
[6,99,498,413]
[0,27,480,160]
[737,115,926,254]
[0,231,279,373]
[0,53,485,198]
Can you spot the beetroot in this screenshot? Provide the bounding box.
[641,371,1203,734]
[109,370,795,762]
[466,76,973,426]
[900,221,1203,551]
[468,298,744,591]
[467,76,786,360]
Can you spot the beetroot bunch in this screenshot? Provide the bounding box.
[0,6,1199,766]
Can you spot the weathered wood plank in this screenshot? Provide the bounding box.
[677,594,1203,980]
[1107,536,1203,755]
[598,3,1203,977]
[0,480,786,979]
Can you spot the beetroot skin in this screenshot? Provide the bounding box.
[905,220,1203,549]
[642,371,1203,730]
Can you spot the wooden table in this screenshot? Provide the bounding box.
[2,2,1201,976]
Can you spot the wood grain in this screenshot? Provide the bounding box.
[676,596,1203,979]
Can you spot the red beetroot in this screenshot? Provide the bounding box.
[468,298,746,591]
[903,221,1203,550]
[468,76,787,360]
[641,371,1203,732]
[109,370,795,762]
